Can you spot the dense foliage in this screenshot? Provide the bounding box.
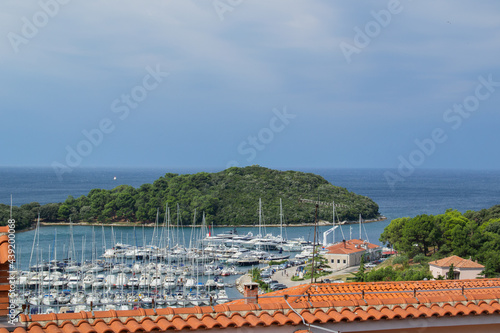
[1,166,380,230]
[354,255,433,282]
[0,202,44,231]
[380,204,500,277]
[364,265,433,282]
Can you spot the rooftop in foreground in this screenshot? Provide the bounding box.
[6,278,500,333]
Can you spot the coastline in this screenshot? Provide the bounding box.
[39,216,387,228]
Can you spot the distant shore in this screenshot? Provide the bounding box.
[39,216,387,228]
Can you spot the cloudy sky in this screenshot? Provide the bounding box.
[1,0,499,172]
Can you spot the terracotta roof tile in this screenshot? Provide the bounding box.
[11,278,500,332]
[93,321,113,333]
[60,322,79,333]
[203,314,225,329]
[466,302,485,315]
[14,329,28,333]
[121,319,143,333]
[225,314,244,327]
[429,255,484,269]
[28,326,46,333]
[109,320,128,333]
[243,313,264,327]
[364,307,382,320]
[184,316,206,330]
[0,235,11,264]
[351,308,371,321]
[151,317,170,331]
[171,317,191,330]
[490,301,500,311]
[137,318,158,332]
[285,311,303,325]
[326,239,380,255]
[272,311,294,325]
[41,325,60,333]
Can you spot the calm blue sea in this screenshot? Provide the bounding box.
[1,167,500,272]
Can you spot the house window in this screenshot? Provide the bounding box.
[337,259,340,263]
[343,260,346,264]
[331,259,334,263]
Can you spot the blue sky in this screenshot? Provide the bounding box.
[1,0,499,172]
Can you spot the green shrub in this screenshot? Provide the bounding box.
[392,255,409,265]
[413,253,429,264]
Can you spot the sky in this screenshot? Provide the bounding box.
[1,0,500,173]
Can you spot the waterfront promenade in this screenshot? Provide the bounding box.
[236,264,361,294]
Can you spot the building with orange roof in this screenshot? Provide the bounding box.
[5,278,500,332]
[429,255,485,280]
[324,239,381,271]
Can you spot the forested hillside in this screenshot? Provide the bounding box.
[0,166,380,230]
[380,204,500,277]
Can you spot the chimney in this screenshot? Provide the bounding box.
[343,239,346,248]
[244,283,259,304]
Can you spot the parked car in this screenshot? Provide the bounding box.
[267,280,279,287]
[271,283,287,291]
[260,270,272,279]
[262,278,273,284]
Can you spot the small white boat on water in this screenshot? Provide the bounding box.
[70,291,86,305]
[216,289,229,304]
[127,276,140,288]
[115,272,128,288]
[82,275,95,289]
[93,274,105,289]
[163,276,176,289]
[86,293,100,305]
[150,274,163,289]
[138,274,151,289]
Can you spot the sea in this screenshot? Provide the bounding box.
[2,166,500,272]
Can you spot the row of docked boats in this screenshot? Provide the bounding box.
[9,199,320,315]
[10,288,230,314]
[12,266,237,291]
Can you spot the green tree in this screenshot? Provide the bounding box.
[250,267,261,282]
[58,204,71,220]
[401,215,436,257]
[354,257,366,282]
[447,263,455,280]
[438,209,469,248]
[40,203,61,221]
[380,217,408,251]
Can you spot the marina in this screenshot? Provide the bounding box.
[9,204,358,315]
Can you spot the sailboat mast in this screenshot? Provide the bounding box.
[279,198,283,240]
[102,224,106,253]
[332,201,335,244]
[359,214,362,240]
[54,229,57,263]
[258,198,262,237]
[29,213,40,270]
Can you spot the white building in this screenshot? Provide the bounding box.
[429,255,484,280]
[324,239,381,270]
